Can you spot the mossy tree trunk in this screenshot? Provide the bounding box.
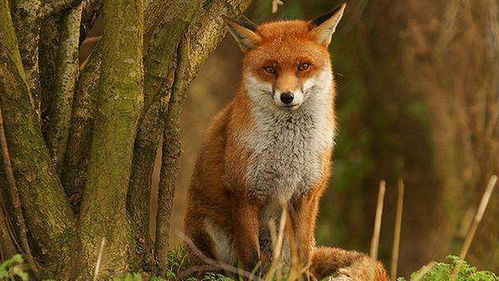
[0,0,76,277]
[0,0,253,279]
[75,0,144,278]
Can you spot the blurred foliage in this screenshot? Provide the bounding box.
[0,254,29,281]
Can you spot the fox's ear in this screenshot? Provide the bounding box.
[222,15,261,53]
[309,2,346,46]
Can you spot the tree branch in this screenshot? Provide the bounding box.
[39,15,61,122]
[142,0,201,115]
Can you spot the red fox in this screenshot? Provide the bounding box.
[184,3,389,281]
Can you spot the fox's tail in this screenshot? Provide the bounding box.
[310,247,389,281]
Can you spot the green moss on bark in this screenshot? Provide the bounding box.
[61,46,101,209]
[10,0,42,112]
[46,4,83,171]
[0,0,75,277]
[76,0,144,278]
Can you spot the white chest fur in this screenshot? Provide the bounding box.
[242,73,335,201]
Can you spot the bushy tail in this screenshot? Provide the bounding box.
[310,247,389,281]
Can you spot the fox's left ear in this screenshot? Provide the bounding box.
[309,2,346,46]
[222,15,261,53]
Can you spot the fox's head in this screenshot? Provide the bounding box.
[223,4,345,111]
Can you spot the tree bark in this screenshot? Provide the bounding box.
[0,197,18,261]
[10,0,42,113]
[75,0,144,278]
[0,105,39,273]
[45,3,82,171]
[39,14,60,121]
[0,0,75,277]
[39,0,82,18]
[61,46,101,209]
[154,38,189,272]
[126,0,200,264]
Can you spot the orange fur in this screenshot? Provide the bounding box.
[184,8,388,281]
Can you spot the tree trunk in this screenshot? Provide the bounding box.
[0,0,75,277]
[75,0,144,278]
[127,0,201,262]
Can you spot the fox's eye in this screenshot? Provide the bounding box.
[298,63,310,71]
[264,66,276,74]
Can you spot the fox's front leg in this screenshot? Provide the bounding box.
[232,193,261,270]
[291,188,322,266]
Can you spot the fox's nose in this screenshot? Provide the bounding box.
[280,92,294,104]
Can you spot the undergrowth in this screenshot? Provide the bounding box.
[1,250,497,280]
[397,256,498,281]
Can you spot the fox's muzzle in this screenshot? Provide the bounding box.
[273,89,304,109]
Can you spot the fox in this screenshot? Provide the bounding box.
[184,3,389,281]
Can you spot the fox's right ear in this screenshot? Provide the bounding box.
[222,15,261,53]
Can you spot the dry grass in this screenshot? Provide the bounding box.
[93,237,106,281]
[458,175,497,260]
[369,180,386,281]
[390,180,405,281]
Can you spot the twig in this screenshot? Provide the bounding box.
[285,217,302,281]
[93,237,106,281]
[459,175,497,259]
[264,203,287,281]
[273,204,287,261]
[271,0,284,13]
[370,180,386,281]
[177,232,263,281]
[450,175,497,281]
[0,102,39,273]
[390,180,405,281]
[411,261,436,281]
